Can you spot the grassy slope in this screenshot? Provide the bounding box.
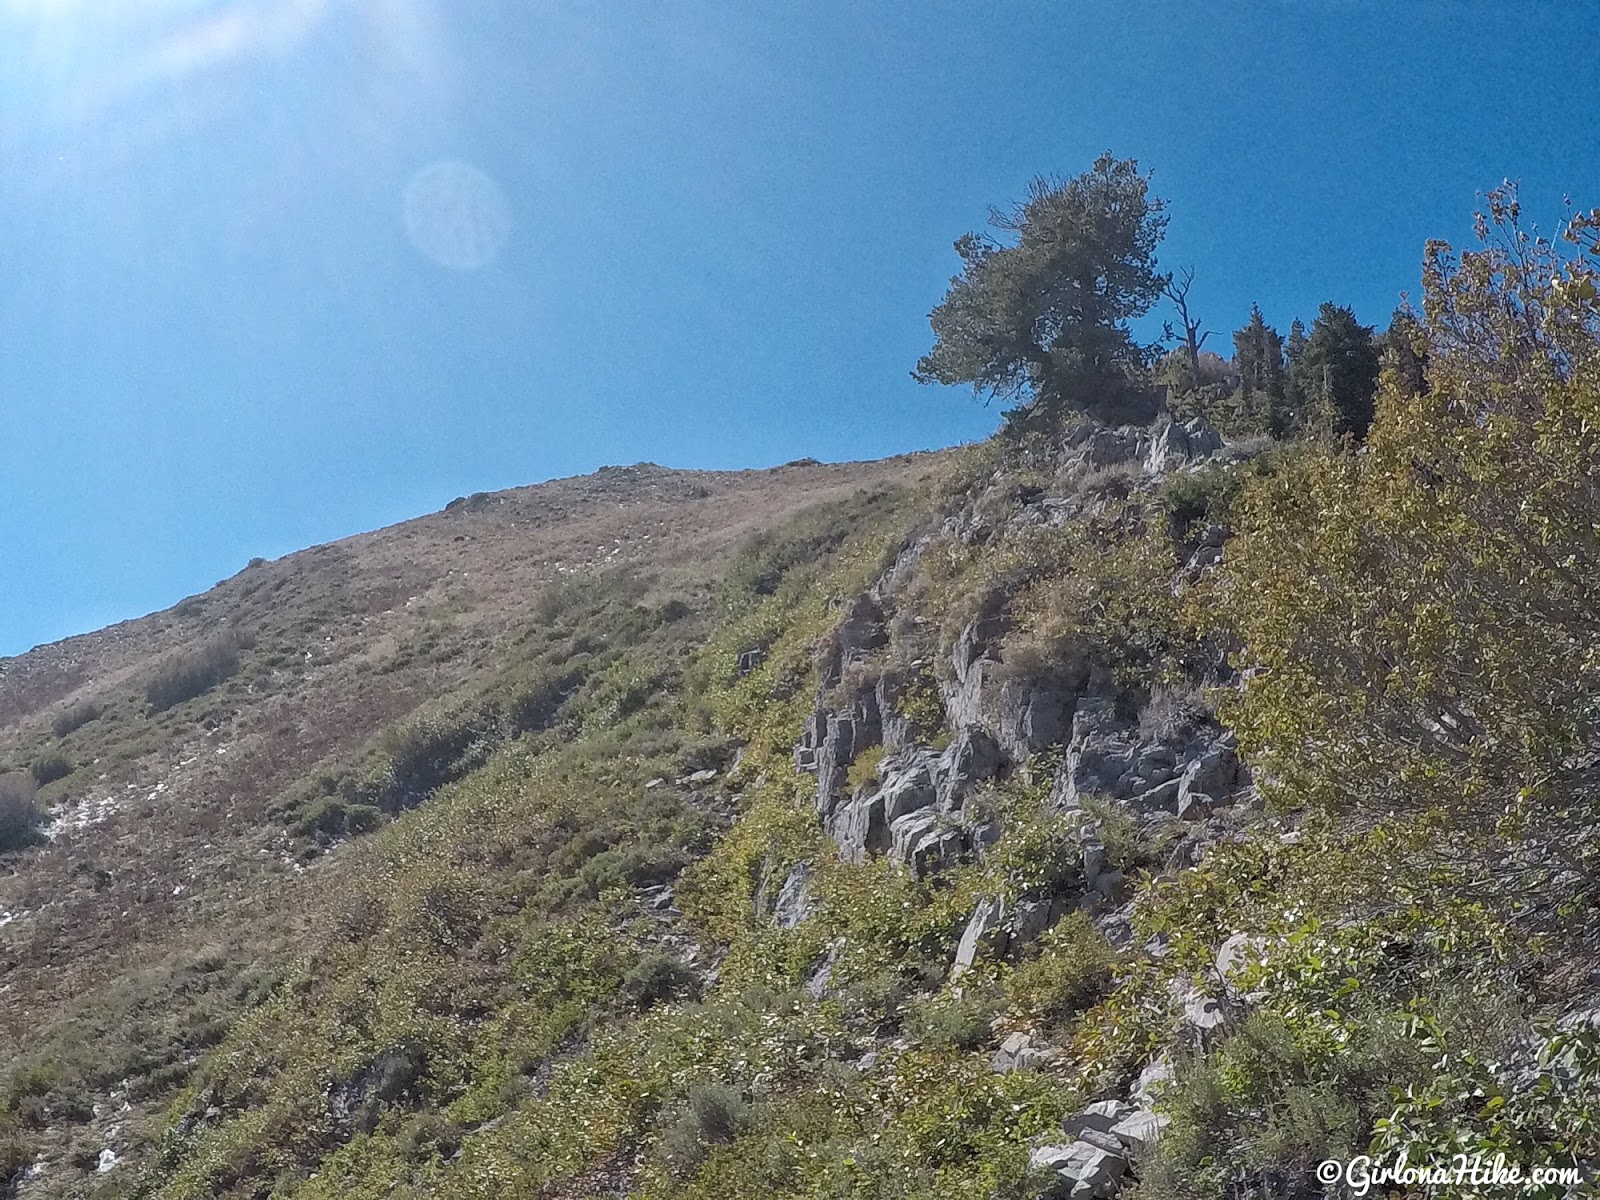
[0,455,937,1196]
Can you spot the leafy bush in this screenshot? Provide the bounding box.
[1159,464,1239,531]
[844,744,885,793]
[0,775,44,854]
[360,702,500,813]
[145,630,246,711]
[51,701,102,738]
[907,989,1002,1052]
[660,1083,751,1175]
[1005,912,1115,1033]
[622,952,700,1009]
[28,753,72,787]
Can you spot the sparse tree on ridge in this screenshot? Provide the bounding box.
[913,153,1169,427]
[1163,266,1211,389]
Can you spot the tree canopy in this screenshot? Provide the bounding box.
[913,153,1168,425]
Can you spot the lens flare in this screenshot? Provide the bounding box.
[403,160,512,271]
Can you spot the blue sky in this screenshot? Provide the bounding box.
[1,0,1595,656]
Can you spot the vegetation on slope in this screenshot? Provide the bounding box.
[4,175,1600,1200]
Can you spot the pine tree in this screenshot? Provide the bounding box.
[1232,304,1287,434]
[1282,318,1310,432]
[1298,303,1380,440]
[1383,306,1428,399]
[914,154,1169,427]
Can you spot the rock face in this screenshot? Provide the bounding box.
[1145,415,1225,473]
[773,863,818,930]
[942,618,1087,761]
[951,895,1009,977]
[1051,701,1246,822]
[825,729,1002,871]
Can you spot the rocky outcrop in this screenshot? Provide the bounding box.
[1051,701,1246,820]
[802,688,883,817]
[991,1030,1056,1073]
[1029,1140,1127,1199]
[1030,1098,1171,1198]
[951,894,1009,978]
[942,618,1089,761]
[1145,415,1224,473]
[825,729,1002,871]
[773,862,818,930]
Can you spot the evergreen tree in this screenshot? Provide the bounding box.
[914,153,1169,427]
[1232,304,1287,434]
[1282,318,1310,431]
[1298,303,1380,439]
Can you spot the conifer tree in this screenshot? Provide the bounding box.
[1282,318,1310,432]
[1232,304,1287,434]
[914,154,1169,427]
[1298,302,1380,439]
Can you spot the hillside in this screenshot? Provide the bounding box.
[0,454,941,1196]
[4,210,1600,1198]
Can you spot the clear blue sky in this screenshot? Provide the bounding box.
[1,0,1594,656]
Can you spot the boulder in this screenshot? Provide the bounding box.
[1215,932,1265,988]
[813,690,883,817]
[1131,1055,1175,1106]
[1145,415,1224,473]
[952,895,1009,977]
[1079,427,1144,468]
[1063,1099,1134,1137]
[1029,1141,1128,1200]
[1109,1108,1169,1153]
[906,824,964,878]
[1011,895,1067,945]
[942,617,1004,736]
[773,863,818,930]
[1183,989,1227,1038]
[803,940,843,999]
[991,1031,1055,1073]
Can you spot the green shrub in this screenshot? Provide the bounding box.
[29,753,72,787]
[0,775,44,855]
[51,701,103,738]
[660,1083,751,1175]
[1005,913,1115,1034]
[1159,465,1240,532]
[1079,795,1147,873]
[622,953,700,1009]
[844,744,885,793]
[145,630,246,711]
[907,989,1001,1052]
[361,702,500,813]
